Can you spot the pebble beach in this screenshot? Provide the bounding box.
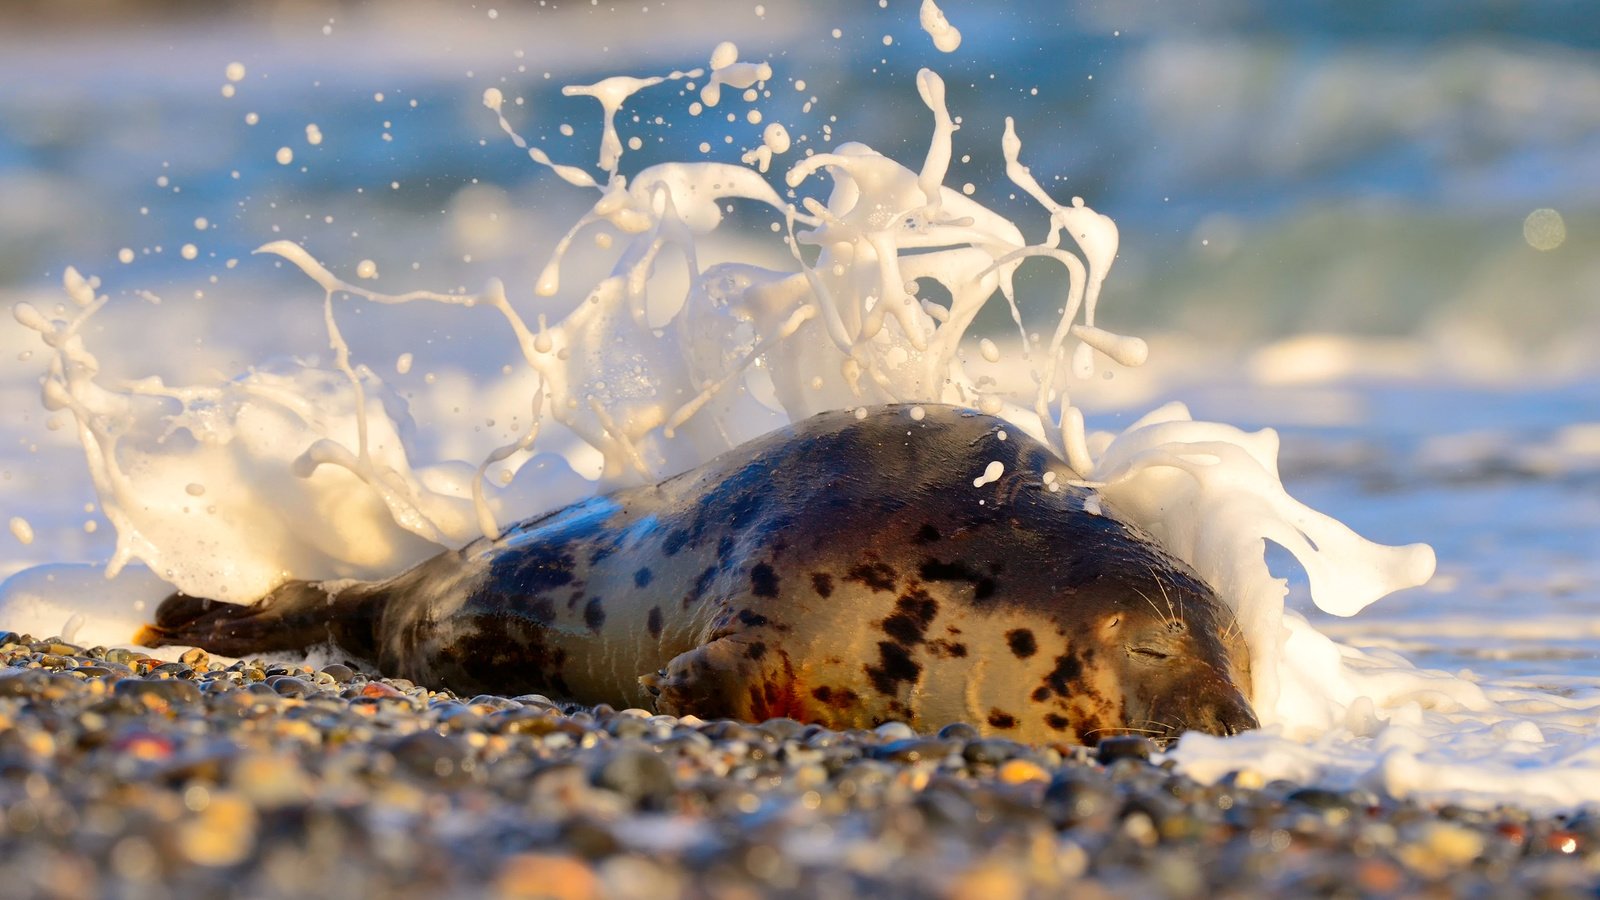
[3,633,1598,899]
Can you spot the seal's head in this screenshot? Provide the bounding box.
[1087,573,1257,744]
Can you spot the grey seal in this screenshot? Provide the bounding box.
[138,403,1256,745]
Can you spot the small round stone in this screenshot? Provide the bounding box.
[998,758,1050,784]
[318,663,356,682]
[873,721,916,741]
[592,747,675,810]
[936,722,980,741]
[389,730,470,782]
[1095,736,1155,764]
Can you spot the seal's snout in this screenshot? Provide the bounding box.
[1209,692,1260,737]
[1177,674,1259,739]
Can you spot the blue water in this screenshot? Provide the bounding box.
[4,2,1596,337]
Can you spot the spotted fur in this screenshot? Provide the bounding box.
[140,404,1257,746]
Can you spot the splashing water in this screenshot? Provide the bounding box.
[10,31,1600,813]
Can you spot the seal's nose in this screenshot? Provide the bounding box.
[1208,692,1259,737]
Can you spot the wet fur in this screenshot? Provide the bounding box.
[140,404,1256,745]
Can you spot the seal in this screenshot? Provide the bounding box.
[137,403,1257,745]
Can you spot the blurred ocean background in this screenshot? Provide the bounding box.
[1,0,1597,679]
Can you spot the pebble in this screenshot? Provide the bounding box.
[176,791,258,867]
[1096,735,1154,763]
[0,637,1594,896]
[495,853,599,900]
[998,758,1049,784]
[591,746,675,809]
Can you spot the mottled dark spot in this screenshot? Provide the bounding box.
[987,710,1018,730]
[663,528,689,556]
[811,572,834,598]
[929,639,968,658]
[736,609,769,628]
[746,641,767,661]
[527,596,556,627]
[1005,628,1037,659]
[724,488,764,531]
[880,589,939,646]
[918,558,996,601]
[811,684,860,710]
[1044,652,1084,698]
[441,613,569,699]
[683,566,717,610]
[846,561,897,593]
[646,606,663,639]
[493,547,577,597]
[582,598,607,633]
[584,522,629,566]
[566,589,585,611]
[633,567,653,588]
[881,614,921,645]
[913,523,941,544]
[1031,686,1051,702]
[865,641,921,696]
[750,563,780,598]
[1045,713,1071,732]
[898,589,938,624]
[716,535,735,560]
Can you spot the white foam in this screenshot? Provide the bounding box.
[919,0,963,53]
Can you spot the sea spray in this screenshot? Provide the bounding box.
[14,43,1425,696]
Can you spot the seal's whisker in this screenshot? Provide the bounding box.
[1221,613,1245,645]
[1082,725,1167,737]
[1138,717,1187,747]
[1144,562,1181,626]
[1131,586,1176,630]
[1162,573,1185,626]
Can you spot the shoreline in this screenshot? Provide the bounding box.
[2,633,1596,898]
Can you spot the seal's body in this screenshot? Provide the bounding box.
[140,404,1256,745]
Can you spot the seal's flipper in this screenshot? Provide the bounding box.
[135,580,379,659]
[644,632,870,728]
